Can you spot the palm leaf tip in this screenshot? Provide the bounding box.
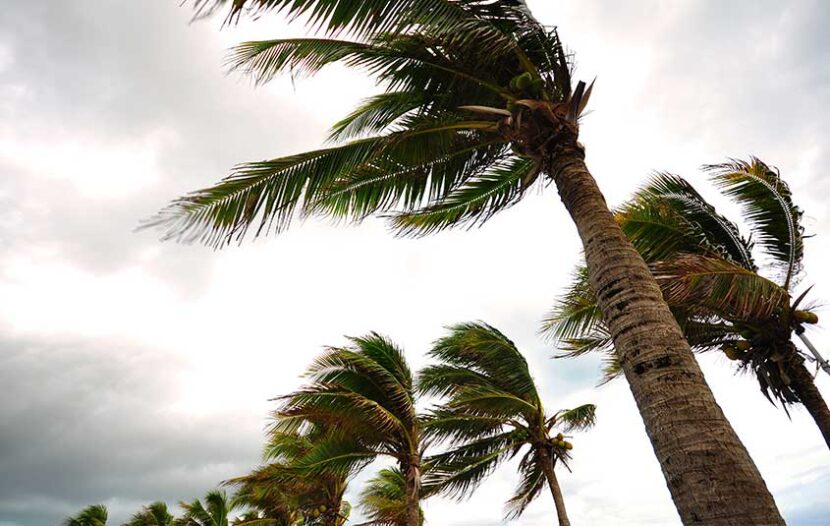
[704,157,804,287]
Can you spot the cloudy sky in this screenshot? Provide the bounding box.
[1,1,829,525]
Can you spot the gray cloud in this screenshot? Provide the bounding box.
[0,334,262,526]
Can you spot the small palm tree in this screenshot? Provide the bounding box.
[419,322,594,526]
[276,334,422,526]
[176,490,240,526]
[545,159,830,449]
[124,502,174,526]
[152,2,786,522]
[355,467,423,526]
[228,424,350,526]
[64,505,108,526]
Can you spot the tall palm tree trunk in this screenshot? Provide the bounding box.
[548,145,784,525]
[404,455,421,526]
[538,447,570,526]
[789,360,830,450]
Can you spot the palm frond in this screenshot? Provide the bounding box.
[553,403,597,432]
[706,157,804,287]
[619,172,755,269]
[390,156,539,236]
[147,119,498,247]
[653,254,790,322]
[422,430,520,499]
[504,448,545,519]
[125,502,174,526]
[64,505,108,526]
[541,266,603,344]
[425,321,541,405]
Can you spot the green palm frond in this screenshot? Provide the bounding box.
[64,505,108,526]
[177,491,238,526]
[541,266,603,346]
[552,403,597,432]
[504,448,545,519]
[653,254,789,321]
[619,172,755,269]
[391,156,539,236]
[148,119,503,247]
[705,157,804,287]
[355,467,422,526]
[424,321,541,404]
[422,430,521,499]
[124,502,174,526]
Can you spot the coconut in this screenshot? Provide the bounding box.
[735,340,751,351]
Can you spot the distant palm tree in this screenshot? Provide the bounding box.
[545,159,830,449]
[176,490,240,526]
[153,1,786,522]
[64,505,108,526]
[355,467,423,526]
[124,502,175,526]
[229,424,350,526]
[276,334,422,526]
[419,322,594,526]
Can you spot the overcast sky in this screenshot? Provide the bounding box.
[1,1,829,525]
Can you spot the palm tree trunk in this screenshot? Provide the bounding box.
[547,145,784,525]
[538,447,571,526]
[404,455,421,526]
[788,360,830,450]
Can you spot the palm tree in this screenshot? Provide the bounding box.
[276,334,422,526]
[545,159,830,449]
[124,503,175,526]
[228,424,351,526]
[355,467,423,526]
[64,505,108,526]
[151,2,785,522]
[418,322,594,526]
[176,490,240,526]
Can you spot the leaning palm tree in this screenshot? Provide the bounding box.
[228,423,351,526]
[124,502,175,526]
[545,159,830,449]
[64,505,108,526]
[355,467,423,526]
[419,322,594,526]
[276,334,422,526]
[151,1,784,522]
[176,490,240,526]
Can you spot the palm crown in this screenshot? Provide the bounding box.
[419,322,595,521]
[227,423,350,526]
[125,503,174,526]
[64,505,109,526]
[544,159,820,406]
[274,334,423,525]
[151,0,592,246]
[176,490,240,526]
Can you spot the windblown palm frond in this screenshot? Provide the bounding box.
[356,467,423,526]
[619,172,755,269]
[176,491,239,526]
[705,157,804,287]
[653,254,789,322]
[420,322,594,519]
[152,1,590,247]
[124,502,174,526]
[64,505,108,526]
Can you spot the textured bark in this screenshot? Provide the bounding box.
[548,145,785,525]
[789,361,830,450]
[404,454,422,526]
[538,447,571,526]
